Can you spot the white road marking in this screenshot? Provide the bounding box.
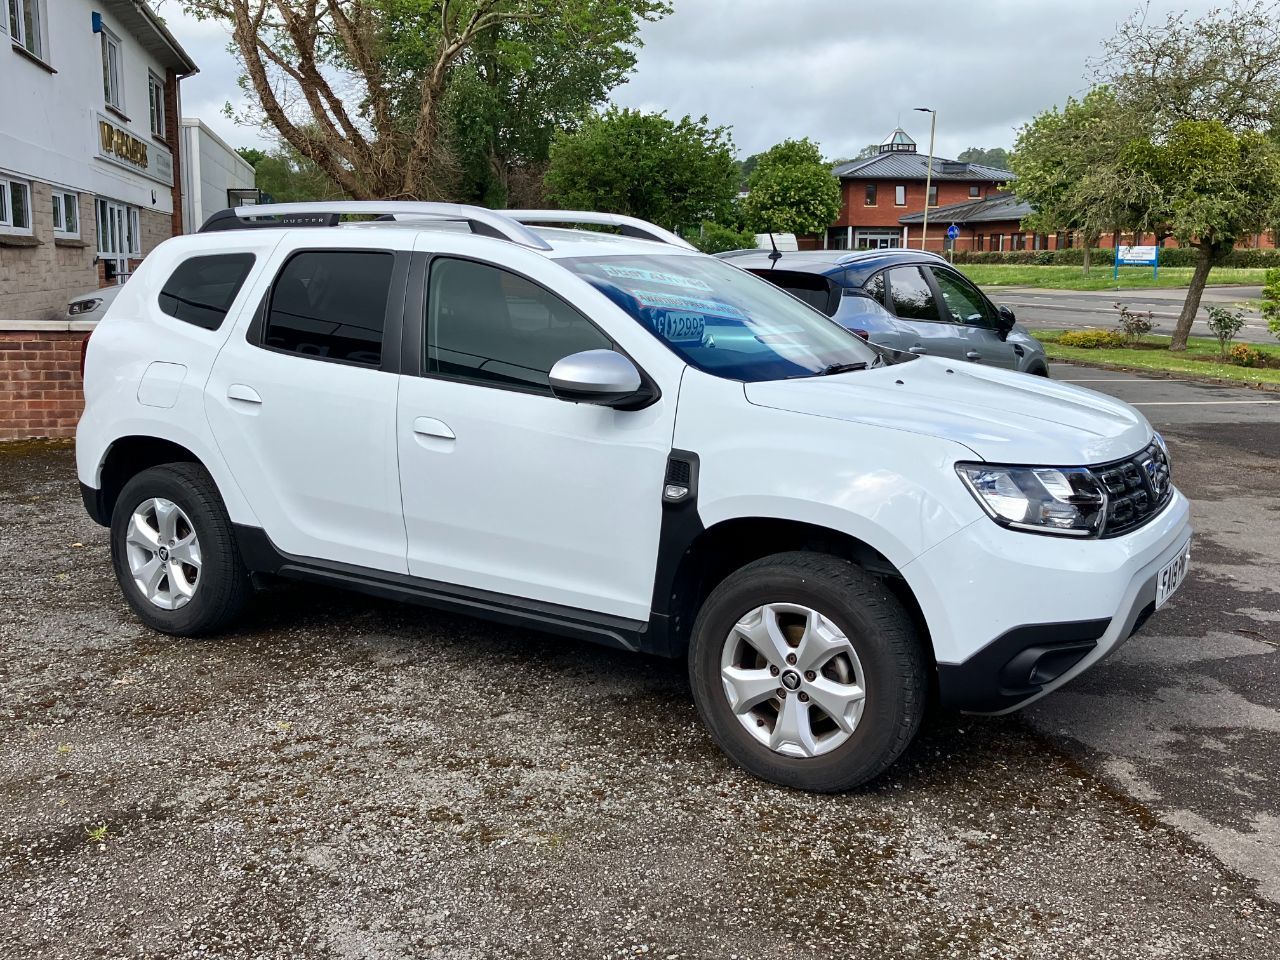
[1130,400,1280,406]
[1061,378,1193,383]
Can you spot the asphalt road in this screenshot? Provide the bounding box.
[1,372,1278,958]
[996,285,1272,344]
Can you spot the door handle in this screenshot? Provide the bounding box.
[227,384,262,405]
[966,351,982,361]
[413,417,455,440]
[908,346,928,355]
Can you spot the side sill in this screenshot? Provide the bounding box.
[233,524,657,656]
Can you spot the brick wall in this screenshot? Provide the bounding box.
[0,331,88,440]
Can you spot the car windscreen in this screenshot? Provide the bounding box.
[560,254,876,382]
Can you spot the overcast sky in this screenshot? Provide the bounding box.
[163,0,1224,161]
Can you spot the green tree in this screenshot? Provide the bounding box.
[235,147,268,168]
[249,145,347,203]
[1128,121,1280,349]
[740,138,841,237]
[544,108,738,232]
[691,220,757,255]
[183,0,666,201]
[957,146,1011,171]
[1011,87,1142,276]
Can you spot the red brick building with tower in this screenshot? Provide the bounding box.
[823,128,1012,251]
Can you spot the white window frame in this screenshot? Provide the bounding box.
[51,188,79,238]
[102,28,124,112]
[8,0,44,59]
[0,175,32,235]
[96,198,142,256]
[894,185,906,206]
[148,70,166,138]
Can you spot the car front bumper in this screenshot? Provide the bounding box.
[902,488,1192,713]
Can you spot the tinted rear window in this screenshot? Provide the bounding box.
[158,253,256,330]
[746,269,838,316]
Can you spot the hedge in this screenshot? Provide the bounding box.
[949,247,1280,268]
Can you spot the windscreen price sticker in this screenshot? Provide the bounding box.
[656,312,706,343]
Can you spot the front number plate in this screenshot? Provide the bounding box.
[1155,544,1191,609]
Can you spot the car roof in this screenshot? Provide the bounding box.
[717,248,953,285]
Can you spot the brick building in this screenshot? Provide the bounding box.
[823,128,1011,251]
[898,192,1039,253]
[1,0,197,439]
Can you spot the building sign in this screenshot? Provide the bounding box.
[1116,245,1158,265]
[95,115,173,187]
[1115,244,1159,279]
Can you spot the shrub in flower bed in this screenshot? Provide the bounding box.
[1056,328,1127,349]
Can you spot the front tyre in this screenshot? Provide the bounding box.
[688,551,926,792]
[110,463,252,636]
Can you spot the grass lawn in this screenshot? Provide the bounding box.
[1033,331,1280,386]
[958,264,1269,291]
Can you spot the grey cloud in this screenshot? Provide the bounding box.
[158,0,1224,161]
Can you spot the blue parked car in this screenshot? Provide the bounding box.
[716,248,1049,376]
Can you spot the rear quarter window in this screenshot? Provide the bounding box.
[157,253,256,331]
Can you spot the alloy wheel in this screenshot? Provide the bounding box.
[125,497,202,610]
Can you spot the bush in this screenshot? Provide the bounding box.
[1228,344,1268,367]
[949,246,1280,268]
[1205,304,1247,358]
[1114,302,1156,344]
[1262,267,1280,341]
[690,221,757,254]
[1056,328,1127,349]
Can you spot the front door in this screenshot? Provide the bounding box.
[927,267,1020,369]
[95,199,135,284]
[206,243,409,573]
[396,255,675,621]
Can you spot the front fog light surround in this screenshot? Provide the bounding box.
[957,463,1108,537]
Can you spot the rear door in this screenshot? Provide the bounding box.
[882,265,969,362]
[926,266,1019,369]
[205,234,410,573]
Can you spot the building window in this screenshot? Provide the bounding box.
[976,234,985,252]
[96,198,141,258]
[1010,233,1027,251]
[102,29,124,111]
[51,189,78,237]
[148,72,166,138]
[928,185,938,207]
[7,0,43,59]
[894,185,906,206]
[864,184,877,206]
[0,176,32,234]
[969,185,981,198]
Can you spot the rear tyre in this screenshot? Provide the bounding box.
[688,551,926,792]
[110,463,252,635]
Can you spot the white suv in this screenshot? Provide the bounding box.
[77,202,1192,791]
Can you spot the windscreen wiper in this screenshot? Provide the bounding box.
[818,361,868,376]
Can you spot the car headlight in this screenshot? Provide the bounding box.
[956,463,1108,537]
[68,298,102,317]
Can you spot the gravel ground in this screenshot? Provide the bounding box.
[2,440,1278,959]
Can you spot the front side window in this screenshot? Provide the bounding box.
[8,0,42,58]
[563,254,876,383]
[102,31,123,110]
[428,258,612,393]
[887,267,942,322]
[263,251,393,366]
[864,184,876,206]
[51,189,78,237]
[894,185,906,206]
[0,176,31,233]
[159,254,256,331]
[931,268,993,327]
[148,72,166,138]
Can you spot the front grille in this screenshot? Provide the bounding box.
[1096,442,1172,537]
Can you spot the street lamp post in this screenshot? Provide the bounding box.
[914,107,937,252]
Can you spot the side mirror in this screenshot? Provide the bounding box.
[549,349,650,407]
[995,305,1016,340]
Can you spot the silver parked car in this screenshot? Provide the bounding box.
[66,284,123,323]
[716,248,1049,376]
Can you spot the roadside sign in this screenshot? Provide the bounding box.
[1114,244,1159,280]
[946,224,960,240]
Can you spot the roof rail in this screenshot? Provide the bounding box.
[199,201,553,251]
[499,210,697,250]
